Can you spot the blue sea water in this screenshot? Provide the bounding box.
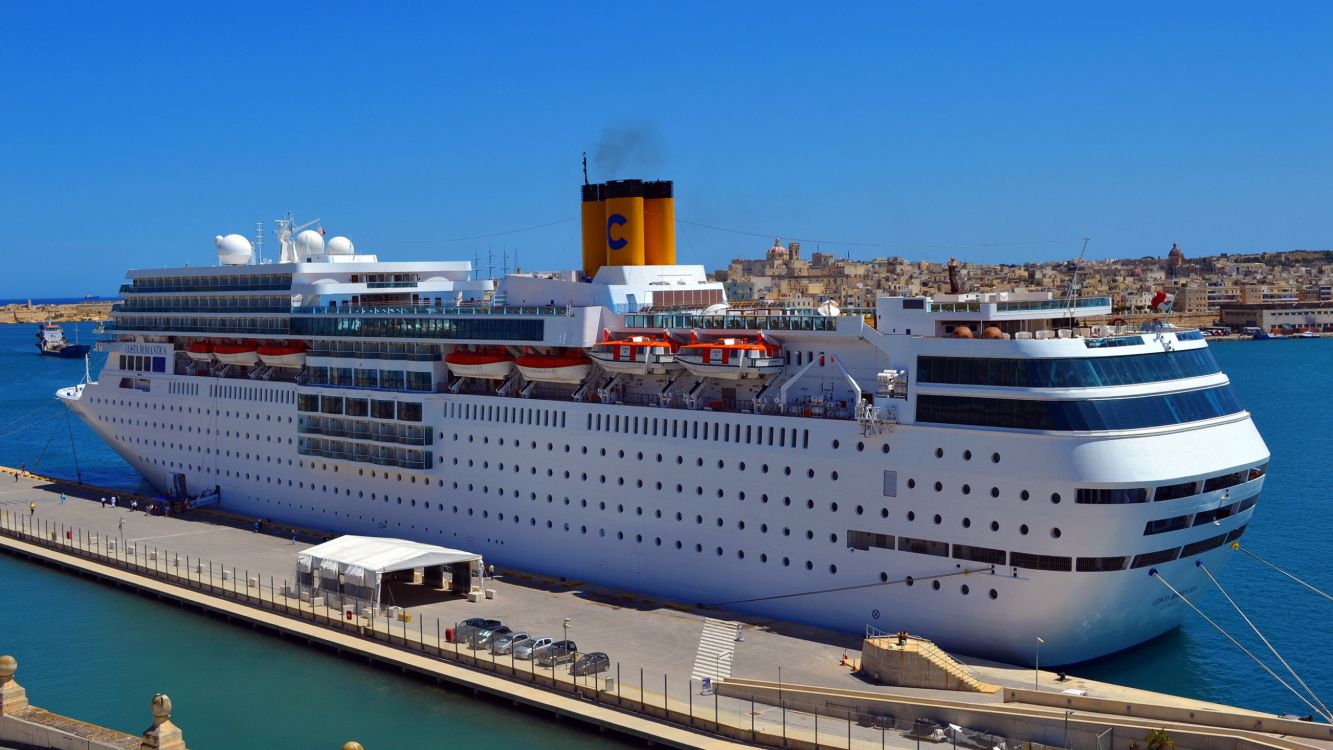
[0,322,1328,735]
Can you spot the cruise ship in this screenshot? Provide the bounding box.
[57,181,1270,665]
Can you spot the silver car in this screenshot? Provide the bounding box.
[512,636,552,660]
[491,631,529,655]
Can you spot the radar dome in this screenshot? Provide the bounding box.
[326,236,355,256]
[295,230,325,258]
[215,234,253,265]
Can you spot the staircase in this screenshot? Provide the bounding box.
[861,633,999,694]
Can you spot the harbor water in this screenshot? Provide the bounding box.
[0,322,1329,743]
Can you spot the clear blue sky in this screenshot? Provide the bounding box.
[2,2,1330,297]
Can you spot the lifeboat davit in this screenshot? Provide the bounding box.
[213,342,260,366]
[676,332,784,380]
[588,329,679,375]
[515,350,593,384]
[258,342,307,368]
[185,341,215,362]
[445,346,515,380]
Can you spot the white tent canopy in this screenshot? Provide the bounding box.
[297,535,482,609]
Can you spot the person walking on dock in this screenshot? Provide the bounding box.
[100,496,106,508]
[111,496,117,508]
[29,502,35,516]
[59,492,65,505]
[289,529,296,545]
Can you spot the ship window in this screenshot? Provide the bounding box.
[1203,470,1249,493]
[897,536,949,557]
[1181,533,1229,557]
[1225,524,1248,542]
[1009,552,1072,572]
[1077,487,1148,504]
[916,385,1243,431]
[1130,547,1181,568]
[952,544,1006,565]
[1237,495,1259,513]
[916,348,1223,388]
[1193,502,1240,526]
[1144,514,1191,535]
[1154,481,1198,502]
[1076,556,1127,572]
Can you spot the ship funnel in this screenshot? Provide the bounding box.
[643,180,675,265]
[581,182,605,279]
[580,177,676,276]
[602,179,645,267]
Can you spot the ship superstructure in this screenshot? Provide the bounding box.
[57,192,1269,665]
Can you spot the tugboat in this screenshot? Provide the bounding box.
[35,323,91,358]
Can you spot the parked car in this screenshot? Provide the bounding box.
[454,618,501,643]
[513,636,552,660]
[470,625,513,650]
[570,651,610,677]
[490,631,529,655]
[535,640,578,667]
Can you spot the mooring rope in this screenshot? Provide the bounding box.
[1234,543,1332,602]
[1196,561,1331,721]
[64,411,82,483]
[1150,569,1330,722]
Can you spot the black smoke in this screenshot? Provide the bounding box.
[592,123,666,179]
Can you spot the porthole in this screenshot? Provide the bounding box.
[805,530,814,540]
[1051,493,1061,504]
[805,499,814,510]
[832,439,840,449]
[989,589,998,600]
[882,444,890,454]
[963,450,972,461]
[992,453,1001,463]
[907,479,916,489]
[1020,524,1029,535]
[879,572,888,582]
[933,481,942,492]
[1021,490,1030,501]
[906,576,914,587]
[857,442,865,452]
[961,585,970,595]
[962,484,971,495]
[880,508,889,519]
[782,557,791,567]
[906,511,916,521]
[933,514,942,525]
[931,580,941,590]
[829,564,838,574]
[1051,527,1062,539]
[855,505,863,515]
[990,487,999,498]
[990,521,1000,531]
[935,448,943,458]
[962,518,971,528]
[804,561,814,571]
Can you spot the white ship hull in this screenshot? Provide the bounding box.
[59,370,1267,665]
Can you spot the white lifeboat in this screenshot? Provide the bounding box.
[185,341,215,362]
[445,347,515,380]
[676,332,783,380]
[258,342,307,368]
[588,329,679,375]
[515,350,592,384]
[213,341,260,366]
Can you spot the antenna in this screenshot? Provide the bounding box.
[582,152,589,186]
[1063,237,1091,319]
[254,221,265,265]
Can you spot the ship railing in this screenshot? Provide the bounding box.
[624,313,841,332]
[112,303,292,314]
[296,424,433,446]
[292,304,569,317]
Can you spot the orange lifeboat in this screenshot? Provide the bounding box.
[588,329,679,375]
[676,331,783,380]
[213,341,260,366]
[515,349,593,384]
[258,341,307,368]
[445,346,515,380]
[185,341,215,362]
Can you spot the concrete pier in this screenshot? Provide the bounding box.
[2,469,1330,750]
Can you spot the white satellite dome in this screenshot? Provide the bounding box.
[215,234,253,265]
[295,229,325,258]
[326,236,355,256]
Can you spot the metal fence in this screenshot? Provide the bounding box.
[1,510,1080,750]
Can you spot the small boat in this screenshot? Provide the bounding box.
[35,323,91,358]
[445,346,515,380]
[258,342,307,368]
[676,332,783,380]
[1293,331,1319,339]
[1252,331,1286,340]
[588,330,679,375]
[515,350,593,384]
[213,342,260,366]
[185,341,215,362]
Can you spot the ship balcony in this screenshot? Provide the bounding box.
[292,304,569,316]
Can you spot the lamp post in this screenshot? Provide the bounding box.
[563,617,572,646]
[1064,710,1074,749]
[1034,636,1045,690]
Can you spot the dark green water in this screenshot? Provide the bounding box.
[0,323,1329,733]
